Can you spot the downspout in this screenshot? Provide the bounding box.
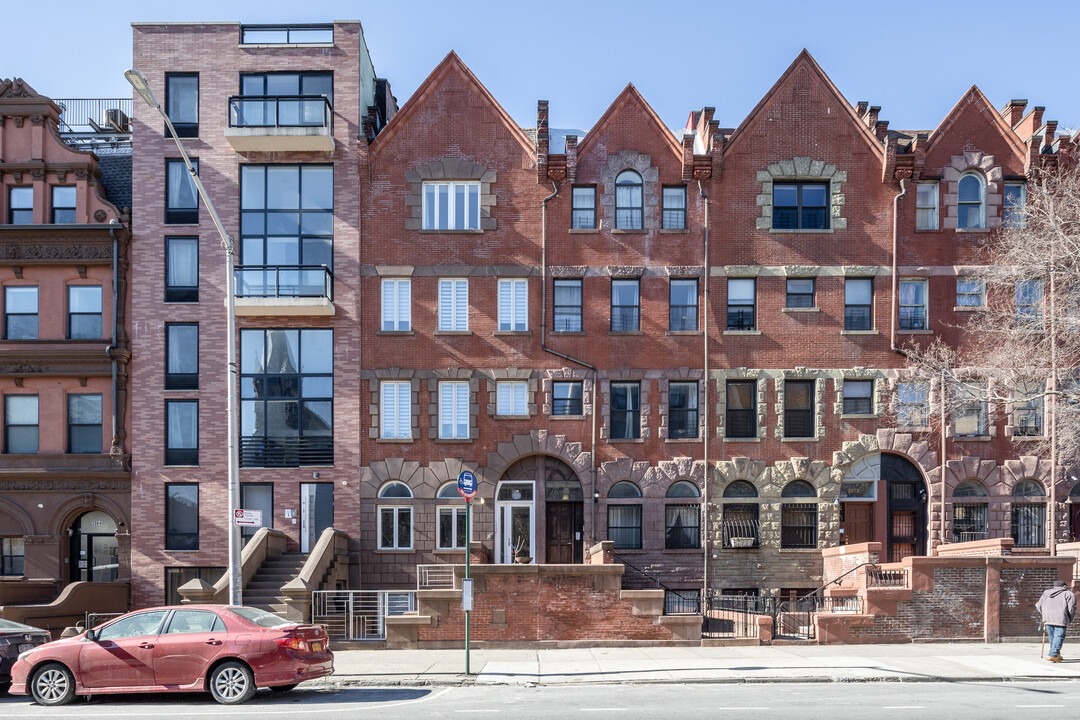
[698,180,710,593]
[540,181,600,541]
[107,221,119,455]
[889,178,910,355]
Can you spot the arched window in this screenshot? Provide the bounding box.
[608,481,642,498]
[615,170,643,230]
[378,481,413,498]
[722,481,759,548]
[952,480,989,543]
[666,481,700,498]
[1013,479,1045,497]
[957,173,985,229]
[781,480,817,498]
[1012,479,1046,548]
[780,481,817,548]
[377,481,412,550]
[664,481,700,550]
[607,481,642,549]
[723,480,758,498]
[953,480,988,497]
[1070,483,1080,498]
[437,482,461,499]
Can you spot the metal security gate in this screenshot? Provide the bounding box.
[774,595,864,640]
[312,590,416,640]
[701,593,776,639]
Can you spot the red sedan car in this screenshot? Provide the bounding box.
[9,605,332,706]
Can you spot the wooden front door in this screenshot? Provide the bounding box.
[841,503,874,545]
[545,502,583,563]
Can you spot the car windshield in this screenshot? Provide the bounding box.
[228,606,295,628]
[0,618,34,631]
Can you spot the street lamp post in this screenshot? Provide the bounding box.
[126,69,243,606]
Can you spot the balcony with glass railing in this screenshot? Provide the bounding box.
[225,95,333,152]
[234,265,335,316]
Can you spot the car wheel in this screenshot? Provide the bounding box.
[30,663,76,706]
[208,661,256,705]
[269,683,300,693]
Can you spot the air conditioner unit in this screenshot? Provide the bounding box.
[104,108,130,132]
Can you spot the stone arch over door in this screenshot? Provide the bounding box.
[485,430,592,485]
[495,454,585,564]
[0,498,35,536]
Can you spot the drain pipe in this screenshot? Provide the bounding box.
[698,179,710,593]
[540,181,600,541]
[107,221,119,457]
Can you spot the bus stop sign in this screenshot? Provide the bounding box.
[458,470,477,501]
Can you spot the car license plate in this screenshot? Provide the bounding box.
[311,641,322,653]
[18,643,34,653]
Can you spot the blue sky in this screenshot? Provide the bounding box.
[4,0,1078,134]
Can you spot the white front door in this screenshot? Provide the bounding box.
[496,503,534,564]
[300,483,333,553]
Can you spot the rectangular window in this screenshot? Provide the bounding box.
[844,277,873,331]
[439,381,469,439]
[165,158,199,225]
[423,181,480,230]
[51,186,77,224]
[916,181,939,230]
[378,506,413,550]
[381,278,411,332]
[955,381,988,437]
[1,537,25,576]
[166,400,199,466]
[665,505,700,549]
[843,380,873,415]
[1011,503,1045,548]
[610,279,640,332]
[7,187,32,224]
[437,506,468,550]
[899,279,928,330]
[662,186,687,229]
[165,236,199,302]
[783,380,815,438]
[236,72,332,128]
[553,278,582,332]
[1003,182,1026,228]
[773,182,829,230]
[165,567,224,606]
[165,323,199,390]
[607,504,642,549]
[1015,279,1043,326]
[438,278,468,332]
[4,395,38,454]
[165,484,199,551]
[668,381,698,439]
[165,73,199,138]
[571,186,596,229]
[498,278,527,331]
[726,380,757,438]
[496,381,528,417]
[781,503,818,548]
[67,394,102,454]
[610,382,640,440]
[786,278,815,308]
[552,381,583,416]
[239,165,333,275]
[241,24,334,45]
[240,329,333,467]
[380,380,412,440]
[722,504,759,548]
[727,278,755,330]
[897,381,929,428]
[1013,381,1044,437]
[669,278,698,331]
[952,503,988,543]
[4,286,38,340]
[956,277,984,307]
[68,286,102,339]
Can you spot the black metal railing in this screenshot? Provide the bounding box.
[228,95,333,131]
[235,265,333,300]
[898,306,927,330]
[844,305,872,330]
[727,307,755,331]
[239,436,333,468]
[702,592,774,639]
[865,566,909,588]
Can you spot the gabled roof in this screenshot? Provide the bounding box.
[724,49,884,159]
[575,84,683,159]
[923,85,1027,162]
[369,51,533,157]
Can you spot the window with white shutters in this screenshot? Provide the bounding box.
[498,278,527,331]
[380,381,412,439]
[439,381,470,439]
[381,279,411,332]
[438,278,468,332]
[496,381,528,416]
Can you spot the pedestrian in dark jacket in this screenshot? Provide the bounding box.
[1036,580,1077,662]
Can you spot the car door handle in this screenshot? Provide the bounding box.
[204,639,222,645]
[138,642,155,649]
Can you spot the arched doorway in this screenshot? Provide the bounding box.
[69,510,118,582]
[495,456,584,564]
[840,452,927,562]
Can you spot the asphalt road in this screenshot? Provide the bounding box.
[3,681,1080,719]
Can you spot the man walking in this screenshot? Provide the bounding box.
[1036,580,1076,663]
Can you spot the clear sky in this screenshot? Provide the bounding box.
[3,0,1078,135]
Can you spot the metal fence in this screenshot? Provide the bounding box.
[702,593,774,639]
[54,98,133,133]
[417,564,456,590]
[311,590,416,641]
[774,595,862,639]
[866,566,909,588]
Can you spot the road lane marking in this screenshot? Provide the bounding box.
[882,707,925,710]
[1016,705,1065,708]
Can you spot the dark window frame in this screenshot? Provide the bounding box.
[899,278,928,330]
[239,163,335,271]
[662,185,687,230]
[607,503,642,549]
[552,381,584,416]
[50,185,77,224]
[571,185,597,229]
[67,393,102,454]
[842,380,874,415]
[844,277,873,331]
[665,503,701,549]
[165,158,199,225]
[952,503,989,543]
[7,186,33,224]
[1011,502,1046,548]
[553,278,583,332]
[3,285,38,340]
[772,182,829,230]
[165,323,199,390]
[67,285,102,340]
[165,72,199,138]
[614,170,644,230]
[165,399,199,466]
[610,381,640,440]
[726,278,755,331]
[165,567,225,606]
[725,380,757,438]
[722,503,760,548]
[669,278,698,331]
[1,536,25,576]
[783,380,815,439]
[785,277,815,308]
[610,278,640,332]
[165,236,199,303]
[4,394,38,454]
[165,483,200,551]
[668,381,699,439]
[781,502,818,548]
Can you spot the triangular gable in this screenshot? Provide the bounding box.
[575,84,683,159]
[724,49,884,159]
[923,85,1027,163]
[0,78,48,100]
[369,51,533,157]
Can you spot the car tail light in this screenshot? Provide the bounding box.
[275,635,309,652]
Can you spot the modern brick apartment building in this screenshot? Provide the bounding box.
[127,20,1080,613]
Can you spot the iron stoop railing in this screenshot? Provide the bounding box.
[312,590,416,641]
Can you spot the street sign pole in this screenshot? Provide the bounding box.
[465,498,471,675]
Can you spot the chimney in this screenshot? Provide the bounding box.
[1002,99,1027,127]
[565,135,578,183]
[855,100,868,116]
[1032,106,1045,130]
[536,100,549,184]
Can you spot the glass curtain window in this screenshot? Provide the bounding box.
[727,278,755,330]
[68,394,102,453]
[915,181,938,230]
[662,186,687,229]
[238,72,331,127]
[165,323,199,390]
[51,186,77,223]
[422,181,480,230]
[665,505,700,549]
[381,278,411,331]
[439,381,469,439]
[552,381,583,416]
[165,73,199,137]
[4,286,38,339]
[843,380,873,415]
[1004,182,1026,228]
[165,484,199,550]
[726,381,756,438]
[553,279,582,332]
[8,187,33,224]
[898,279,927,330]
[438,278,468,332]
[68,286,102,339]
[897,382,929,428]
[607,504,642,549]
[380,381,411,439]
[668,381,698,439]
[4,395,38,454]
[669,279,698,331]
[496,381,528,416]
[239,165,333,275]
[844,278,873,330]
[498,278,527,331]
[610,382,640,440]
[786,278,814,308]
[165,158,199,224]
[165,400,198,465]
[957,174,985,229]
[783,380,814,438]
[615,170,643,229]
[437,507,468,550]
[379,506,412,549]
[956,277,983,307]
[610,279,640,332]
[165,237,198,302]
[571,186,596,229]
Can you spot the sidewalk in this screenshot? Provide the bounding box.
[318,643,1080,687]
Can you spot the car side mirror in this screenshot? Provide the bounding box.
[85,629,98,642]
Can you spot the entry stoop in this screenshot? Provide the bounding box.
[244,552,308,616]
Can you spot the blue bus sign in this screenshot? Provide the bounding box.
[457,470,477,500]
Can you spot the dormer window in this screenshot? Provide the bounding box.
[615,170,643,229]
[957,173,985,229]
